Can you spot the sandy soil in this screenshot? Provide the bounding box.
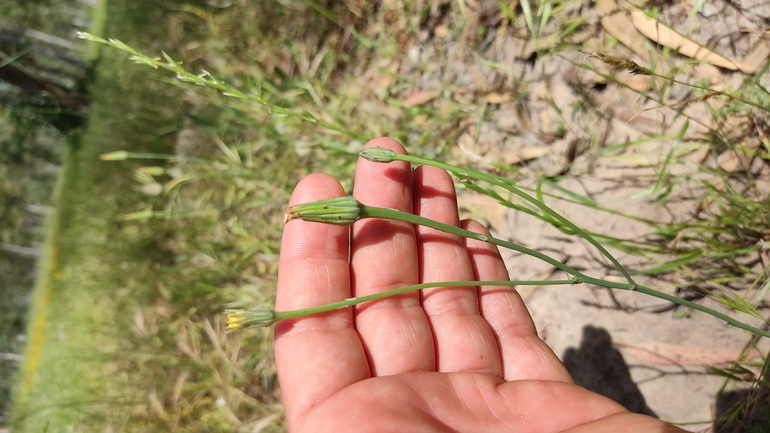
[433,0,770,429]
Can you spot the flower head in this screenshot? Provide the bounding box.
[284,196,364,226]
[224,308,276,331]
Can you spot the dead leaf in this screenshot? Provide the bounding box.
[504,147,550,165]
[401,89,439,107]
[595,0,619,16]
[484,92,512,104]
[434,24,449,38]
[626,341,763,365]
[345,0,362,16]
[740,36,770,74]
[630,10,754,72]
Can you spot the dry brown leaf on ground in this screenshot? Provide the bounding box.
[503,146,550,165]
[740,36,770,73]
[401,89,440,107]
[595,0,619,16]
[625,341,763,365]
[483,92,512,104]
[630,10,755,73]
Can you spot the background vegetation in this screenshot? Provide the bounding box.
[2,0,769,431]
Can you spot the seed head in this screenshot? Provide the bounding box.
[580,50,653,76]
[284,196,364,226]
[224,308,276,331]
[359,147,397,163]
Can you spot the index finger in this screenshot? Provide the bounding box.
[274,173,370,427]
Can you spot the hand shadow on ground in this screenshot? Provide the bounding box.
[562,325,657,417]
[714,388,769,433]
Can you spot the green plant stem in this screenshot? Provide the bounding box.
[274,279,576,321]
[360,204,770,338]
[101,151,207,163]
[78,32,368,141]
[361,148,637,288]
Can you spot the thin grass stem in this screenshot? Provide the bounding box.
[360,147,637,288]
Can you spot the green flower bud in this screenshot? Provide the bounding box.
[284,196,364,226]
[359,147,397,163]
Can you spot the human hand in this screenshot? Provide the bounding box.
[274,137,684,432]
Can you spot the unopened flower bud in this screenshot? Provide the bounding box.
[284,196,364,226]
[359,147,397,163]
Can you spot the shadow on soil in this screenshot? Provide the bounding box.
[715,388,770,433]
[562,325,657,417]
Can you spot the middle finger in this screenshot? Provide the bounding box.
[413,165,502,377]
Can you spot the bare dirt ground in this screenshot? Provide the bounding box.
[421,0,770,429]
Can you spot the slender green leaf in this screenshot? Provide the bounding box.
[630,251,703,275]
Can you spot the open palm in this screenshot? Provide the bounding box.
[274,138,682,433]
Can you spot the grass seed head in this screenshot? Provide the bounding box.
[580,50,653,76]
